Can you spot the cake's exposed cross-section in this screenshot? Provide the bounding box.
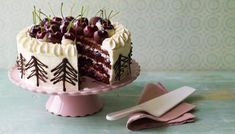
[51,58,78,92]
[25,56,48,86]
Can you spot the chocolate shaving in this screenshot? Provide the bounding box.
[16,53,26,79]
[25,56,48,86]
[51,58,78,92]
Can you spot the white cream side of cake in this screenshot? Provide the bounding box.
[16,28,79,92]
[16,22,132,91]
[101,22,132,82]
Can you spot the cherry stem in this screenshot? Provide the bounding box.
[39,9,49,19]
[108,10,113,20]
[81,6,84,17]
[48,3,56,17]
[109,11,119,19]
[60,2,64,19]
[33,6,42,22]
[104,9,107,19]
[37,9,44,32]
[32,10,36,25]
[75,14,82,19]
[96,9,104,18]
[38,9,51,27]
[75,6,86,19]
[67,19,75,32]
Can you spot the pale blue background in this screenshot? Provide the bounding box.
[1,0,235,71]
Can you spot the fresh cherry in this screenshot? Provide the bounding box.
[83,25,98,37]
[74,26,84,36]
[93,30,108,44]
[65,16,74,22]
[29,25,41,38]
[44,20,60,28]
[90,16,103,25]
[51,20,61,26]
[47,32,63,43]
[36,31,47,39]
[104,24,115,36]
[45,24,60,33]
[102,19,111,27]
[74,17,88,28]
[52,17,62,23]
[63,32,75,40]
[40,18,49,26]
[60,21,69,33]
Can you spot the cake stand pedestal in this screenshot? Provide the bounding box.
[46,94,102,116]
[8,60,140,117]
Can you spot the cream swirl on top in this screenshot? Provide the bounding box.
[101,22,131,51]
[17,27,77,57]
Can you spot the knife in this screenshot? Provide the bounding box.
[106,86,196,121]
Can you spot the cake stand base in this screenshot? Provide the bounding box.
[46,95,102,117]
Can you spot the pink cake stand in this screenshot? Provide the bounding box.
[8,60,140,117]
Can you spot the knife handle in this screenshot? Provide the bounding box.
[106,106,141,121]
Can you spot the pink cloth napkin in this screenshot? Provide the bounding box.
[126,83,196,131]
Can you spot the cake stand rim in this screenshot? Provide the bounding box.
[8,60,140,96]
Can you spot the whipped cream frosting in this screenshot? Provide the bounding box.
[17,27,77,57]
[101,22,131,51]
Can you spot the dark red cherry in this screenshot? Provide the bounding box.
[44,20,60,28]
[74,17,88,28]
[45,24,60,33]
[93,30,108,44]
[74,26,84,36]
[36,31,47,39]
[64,32,75,40]
[102,19,111,27]
[90,16,103,25]
[40,18,49,26]
[47,32,63,43]
[65,16,74,22]
[52,17,62,23]
[60,21,70,33]
[51,20,61,26]
[29,25,41,38]
[83,25,98,37]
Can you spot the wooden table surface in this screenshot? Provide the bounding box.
[1,69,235,134]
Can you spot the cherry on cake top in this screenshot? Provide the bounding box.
[29,4,119,45]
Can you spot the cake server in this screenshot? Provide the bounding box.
[106,86,196,121]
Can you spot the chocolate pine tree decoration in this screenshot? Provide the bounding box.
[25,56,48,86]
[114,53,132,81]
[16,53,26,79]
[51,58,78,92]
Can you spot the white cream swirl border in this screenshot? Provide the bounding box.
[16,27,77,57]
[101,22,131,51]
